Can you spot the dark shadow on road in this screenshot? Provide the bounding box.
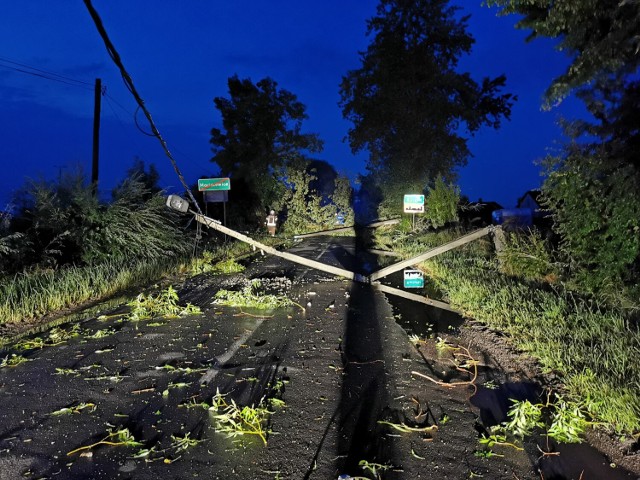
[332,224,396,478]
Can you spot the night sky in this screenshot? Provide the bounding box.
[1,1,588,210]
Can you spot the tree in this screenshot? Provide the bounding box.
[210,76,323,223]
[339,0,514,213]
[541,77,640,294]
[273,161,354,235]
[112,158,161,202]
[486,0,640,106]
[487,0,640,296]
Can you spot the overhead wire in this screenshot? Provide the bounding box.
[133,105,157,137]
[104,91,214,177]
[0,55,94,90]
[82,0,203,216]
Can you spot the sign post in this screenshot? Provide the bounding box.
[199,178,231,229]
[403,194,425,230]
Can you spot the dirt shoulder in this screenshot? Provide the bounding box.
[459,319,640,478]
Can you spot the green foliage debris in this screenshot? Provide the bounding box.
[67,427,143,456]
[209,389,272,445]
[213,280,294,310]
[127,285,201,321]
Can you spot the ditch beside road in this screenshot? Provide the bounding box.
[0,236,637,479]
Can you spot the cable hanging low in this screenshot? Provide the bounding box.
[82,0,203,216]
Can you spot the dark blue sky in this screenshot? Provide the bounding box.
[1,2,587,209]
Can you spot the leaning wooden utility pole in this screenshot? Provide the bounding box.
[91,78,102,195]
[191,211,369,283]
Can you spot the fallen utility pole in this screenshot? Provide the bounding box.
[369,226,494,281]
[192,212,368,283]
[293,218,400,240]
[373,283,459,313]
[169,197,496,311]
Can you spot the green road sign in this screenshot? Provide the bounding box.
[403,194,425,213]
[404,268,424,288]
[198,178,230,191]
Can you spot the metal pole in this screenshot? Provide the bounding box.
[369,226,492,281]
[223,199,227,242]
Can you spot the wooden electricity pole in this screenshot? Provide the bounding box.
[91,78,102,195]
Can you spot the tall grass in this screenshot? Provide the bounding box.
[0,256,188,325]
[377,227,640,434]
[0,234,283,327]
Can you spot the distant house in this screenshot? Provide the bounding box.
[494,189,553,233]
[517,189,543,211]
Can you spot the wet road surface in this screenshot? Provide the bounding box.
[0,236,636,479]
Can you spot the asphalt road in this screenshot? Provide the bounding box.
[0,236,635,480]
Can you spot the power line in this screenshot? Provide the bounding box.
[103,92,214,175]
[82,0,203,215]
[0,55,94,89]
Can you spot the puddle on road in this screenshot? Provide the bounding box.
[381,269,464,338]
[471,382,541,427]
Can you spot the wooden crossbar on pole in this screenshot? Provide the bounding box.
[369,227,493,282]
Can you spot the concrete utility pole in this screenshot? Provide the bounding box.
[91,78,102,195]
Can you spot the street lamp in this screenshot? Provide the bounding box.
[165,195,190,213]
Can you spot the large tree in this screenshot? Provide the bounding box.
[210,76,323,221]
[486,0,640,106]
[486,0,640,296]
[339,0,514,212]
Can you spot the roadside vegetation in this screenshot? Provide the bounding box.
[374,225,640,437]
[0,163,255,334]
[0,165,192,328]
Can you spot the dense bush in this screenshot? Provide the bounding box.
[0,171,190,276]
[542,146,640,298]
[424,177,460,228]
[82,178,190,264]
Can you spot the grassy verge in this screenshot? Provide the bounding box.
[0,256,190,326]
[375,227,640,435]
[0,236,290,329]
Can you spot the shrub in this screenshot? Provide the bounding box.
[424,177,460,228]
[541,146,640,297]
[498,229,560,283]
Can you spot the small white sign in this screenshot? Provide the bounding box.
[403,194,425,213]
[404,268,424,288]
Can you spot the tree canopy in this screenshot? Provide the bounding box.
[486,0,640,106]
[340,0,514,212]
[210,75,322,219]
[488,0,640,296]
